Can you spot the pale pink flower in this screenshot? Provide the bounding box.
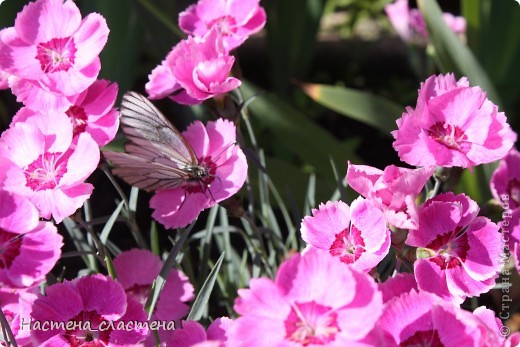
[167,318,232,347]
[347,162,434,229]
[392,74,517,168]
[385,0,466,42]
[300,198,390,273]
[65,79,119,146]
[0,190,62,288]
[0,0,109,112]
[491,147,520,210]
[12,80,119,147]
[228,249,383,346]
[0,112,99,223]
[407,193,502,304]
[179,0,266,51]
[150,118,247,229]
[113,248,194,346]
[145,28,241,105]
[378,290,503,346]
[0,287,38,346]
[30,274,148,346]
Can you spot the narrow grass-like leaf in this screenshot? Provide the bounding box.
[240,82,361,180]
[105,252,118,280]
[301,83,404,134]
[0,307,17,347]
[304,173,316,217]
[129,187,139,213]
[187,252,226,321]
[62,218,96,271]
[145,223,193,318]
[418,0,500,104]
[100,200,124,244]
[150,221,160,256]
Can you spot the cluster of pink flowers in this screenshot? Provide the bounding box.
[385,0,466,43]
[146,0,265,104]
[1,0,520,345]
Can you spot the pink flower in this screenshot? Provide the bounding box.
[150,118,247,229]
[385,0,466,42]
[167,318,232,347]
[30,274,148,346]
[300,198,390,272]
[407,193,502,304]
[0,111,99,223]
[491,148,520,210]
[392,74,517,168]
[65,79,119,146]
[228,249,383,346]
[145,28,241,105]
[0,190,63,288]
[505,332,520,347]
[112,248,194,337]
[377,273,417,303]
[505,208,520,272]
[0,287,38,346]
[346,162,434,229]
[0,0,109,112]
[179,0,266,51]
[378,290,503,346]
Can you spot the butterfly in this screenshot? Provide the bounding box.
[103,91,211,193]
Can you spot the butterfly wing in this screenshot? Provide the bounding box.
[103,92,198,192]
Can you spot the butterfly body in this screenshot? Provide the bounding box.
[103,91,212,194]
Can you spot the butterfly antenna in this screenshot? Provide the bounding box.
[212,141,238,168]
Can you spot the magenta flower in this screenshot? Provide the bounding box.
[505,208,520,272]
[179,0,266,51]
[145,28,241,105]
[113,248,194,320]
[167,318,232,347]
[385,0,466,42]
[300,198,390,272]
[491,148,520,210]
[0,112,100,223]
[392,74,517,168]
[228,249,383,346]
[0,190,63,288]
[347,162,434,229]
[378,290,503,346]
[30,274,148,346]
[378,273,417,303]
[407,193,502,304]
[150,118,247,229]
[0,0,109,112]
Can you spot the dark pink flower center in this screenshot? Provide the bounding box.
[64,310,113,347]
[284,301,340,346]
[24,152,68,191]
[329,225,365,264]
[36,37,76,73]
[184,157,217,194]
[0,229,23,269]
[66,106,88,137]
[207,16,238,36]
[426,228,469,269]
[507,179,520,207]
[427,122,467,150]
[401,329,442,346]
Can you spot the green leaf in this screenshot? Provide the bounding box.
[418,0,500,105]
[99,200,124,244]
[301,83,403,134]
[240,81,360,182]
[187,252,225,321]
